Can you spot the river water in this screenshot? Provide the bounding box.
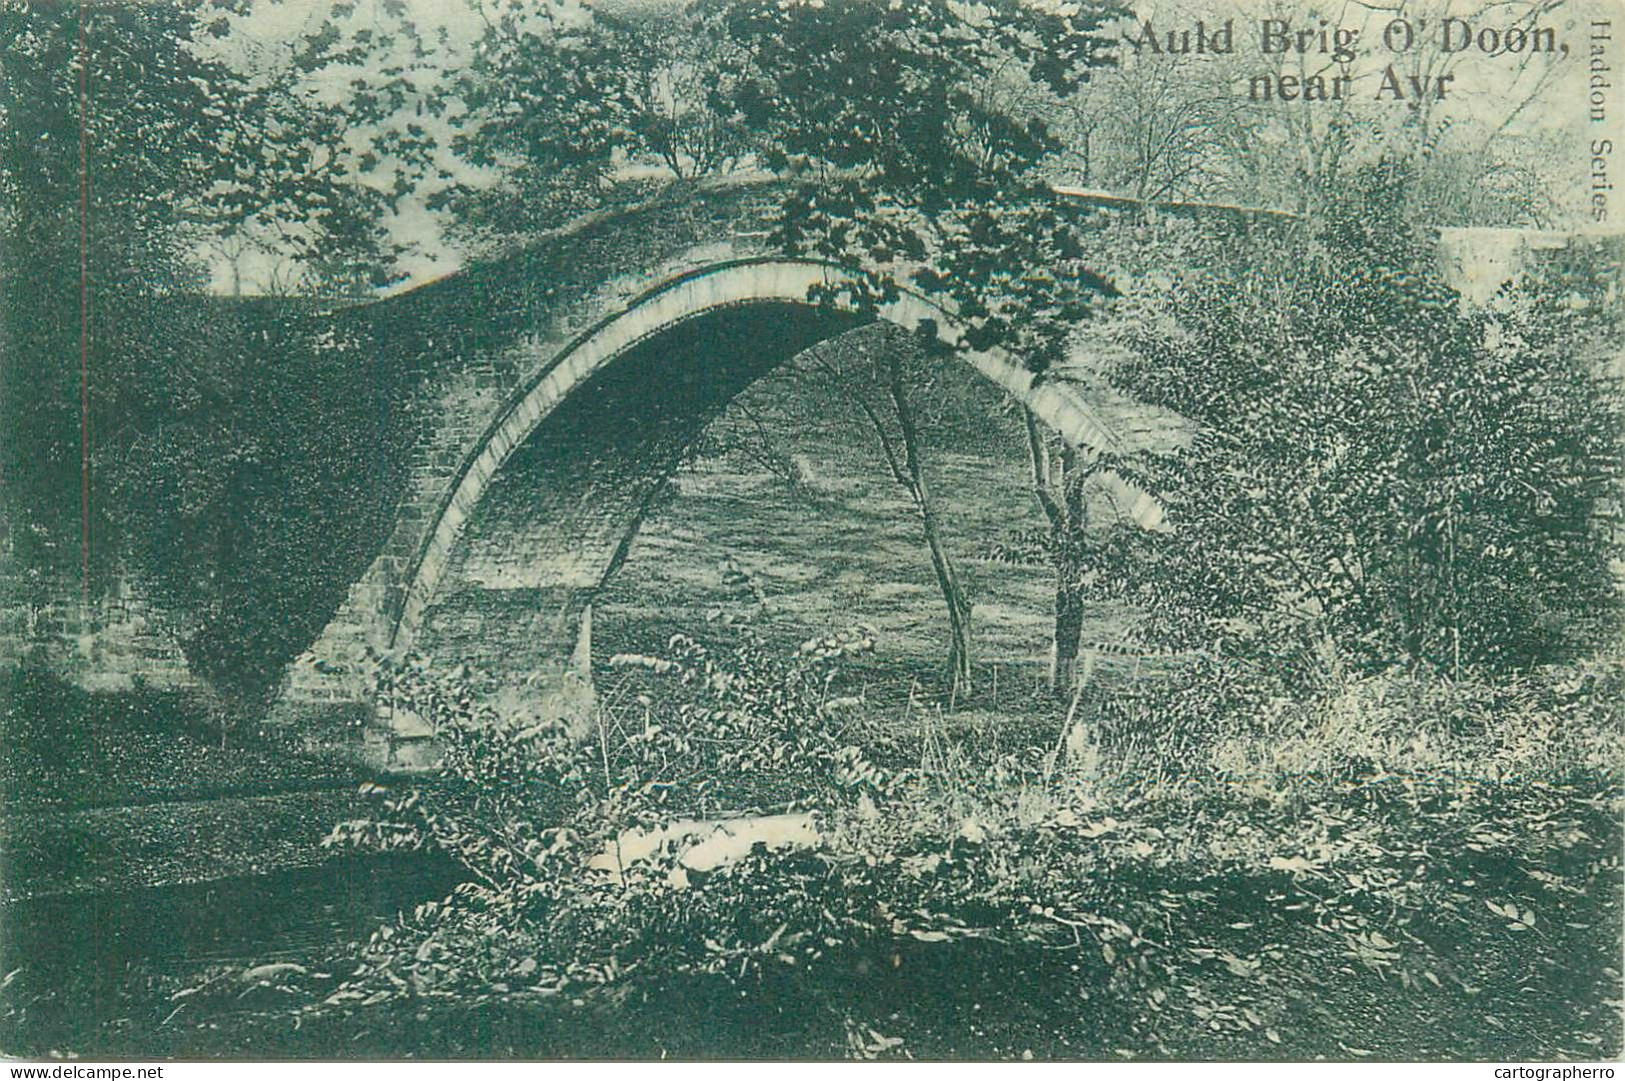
[6,852,463,969]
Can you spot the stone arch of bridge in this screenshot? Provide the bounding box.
[387,255,1149,665]
[279,251,1169,767]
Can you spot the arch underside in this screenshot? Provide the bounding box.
[268,256,1167,763]
[409,299,865,688]
[396,258,1158,678]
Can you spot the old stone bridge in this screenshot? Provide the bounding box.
[2,182,1596,902]
[13,178,1190,773]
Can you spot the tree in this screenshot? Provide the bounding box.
[812,330,977,697]
[1020,410,1107,692]
[2,0,220,572]
[428,0,756,250]
[700,0,1129,692]
[430,0,632,253]
[691,323,1001,699]
[1069,37,1231,204]
[711,0,1125,372]
[0,0,419,561]
[1,0,429,722]
[189,0,441,294]
[1106,164,1623,680]
[595,1,756,181]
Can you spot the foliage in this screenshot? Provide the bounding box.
[324,628,903,1000]
[595,2,758,182]
[426,0,628,251]
[1101,166,1624,678]
[1017,408,1115,692]
[191,0,442,294]
[1,637,1617,1058]
[428,0,757,252]
[96,304,406,703]
[0,0,418,571]
[2,0,211,562]
[716,0,1125,373]
[811,331,979,695]
[309,633,1623,1058]
[428,0,1127,374]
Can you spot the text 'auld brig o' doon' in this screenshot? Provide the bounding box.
[1128,16,1572,104]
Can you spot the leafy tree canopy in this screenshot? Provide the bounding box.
[1103,164,1623,678]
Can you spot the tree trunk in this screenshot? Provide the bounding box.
[1024,408,1097,698]
[1049,580,1086,695]
[921,493,974,695]
[887,354,973,697]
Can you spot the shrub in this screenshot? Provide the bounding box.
[323,628,913,1000]
[316,633,1622,1059]
[1105,165,1624,680]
